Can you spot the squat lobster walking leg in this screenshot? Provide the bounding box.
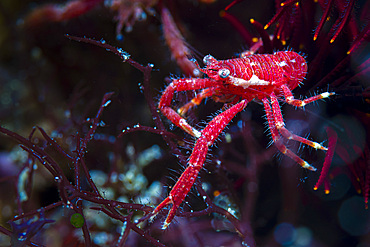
[281,84,335,107]
[262,89,334,171]
[152,100,248,229]
[159,78,222,138]
[177,88,215,116]
[270,93,328,151]
[263,97,313,171]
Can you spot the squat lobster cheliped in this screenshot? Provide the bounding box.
[152,51,335,229]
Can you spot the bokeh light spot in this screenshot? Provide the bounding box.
[338,196,370,236]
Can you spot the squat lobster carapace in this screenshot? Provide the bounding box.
[152,51,335,229]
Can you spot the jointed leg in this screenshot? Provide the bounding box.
[177,88,215,116]
[281,84,335,107]
[270,93,328,150]
[262,97,316,171]
[152,100,248,229]
[159,78,222,138]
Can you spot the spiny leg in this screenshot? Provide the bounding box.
[177,88,215,116]
[151,137,207,229]
[159,78,222,138]
[262,97,316,171]
[281,84,335,107]
[270,93,327,151]
[152,100,248,229]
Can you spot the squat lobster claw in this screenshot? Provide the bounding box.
[152,51,334,229]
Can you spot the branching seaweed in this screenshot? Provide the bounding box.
[0,1,368,246]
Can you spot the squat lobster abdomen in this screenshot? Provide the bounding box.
[272,51,308,87]
[152,51,334,229]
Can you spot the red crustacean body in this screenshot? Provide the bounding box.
[202,51,308,100]
[152,51,334,229]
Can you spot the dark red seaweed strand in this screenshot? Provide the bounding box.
[329,0,356,43]
[265,6,286,30]
[364,148,370,208]
[280,0,300,7]
[224,0,244,11]
[314,127,338,192]
[313,0,335,41]
[37,127,74,161]
[347,23,370,54]
[335,0,359,38]
[250,19,273,53]
[118,124,181,140]
[220,10,255,48]
[264,0,299,30]
[289,2,304,49]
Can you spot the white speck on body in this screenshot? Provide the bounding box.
[230,74,270,89]
[278,61,288,67]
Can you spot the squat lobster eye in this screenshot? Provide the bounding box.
[218,68,230,78]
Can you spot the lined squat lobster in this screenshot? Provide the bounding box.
[151,51,334,229]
